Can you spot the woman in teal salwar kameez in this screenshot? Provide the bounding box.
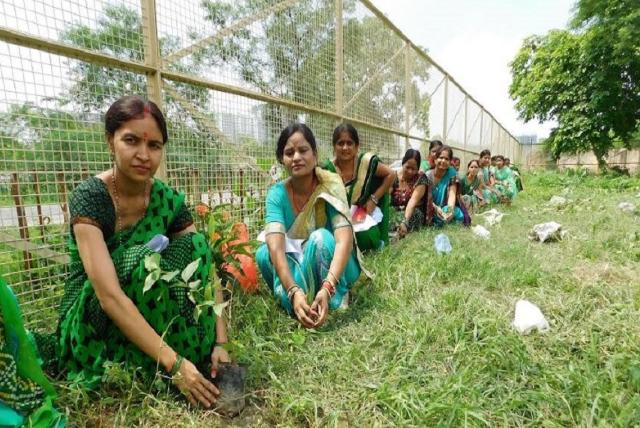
[256,123,366,329]
[425,146,471,226]
[321,124,395,251]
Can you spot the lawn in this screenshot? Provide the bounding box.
[56,170,640,426]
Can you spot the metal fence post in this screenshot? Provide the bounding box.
[404,45,411,152]
[442,76,449,143]
[141,0,166,181]
[335,0,344,123]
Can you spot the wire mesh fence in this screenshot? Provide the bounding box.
[0,0,520,327]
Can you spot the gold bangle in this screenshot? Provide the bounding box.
[327,270,339,286]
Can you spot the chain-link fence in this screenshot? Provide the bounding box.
[0,0,520,327]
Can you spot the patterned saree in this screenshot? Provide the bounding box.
[322,152,390,250]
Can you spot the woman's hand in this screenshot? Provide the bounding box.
[365,199,377,215]
[172,357,220,408]
[292,290,316,328]
[398,221,408,238]
[210,345,231,378]
[444,208,454,222]
[310,288,330,327]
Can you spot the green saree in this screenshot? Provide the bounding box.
[53,177,216,387]
[0,280,65,427]
[322,152,390,251]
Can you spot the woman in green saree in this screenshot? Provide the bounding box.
[256,123,366,328]
[478,149,500,204]
[56,96,230,408]
[321,124,395,251]
[493,155,518,202]
[460,159,490,212]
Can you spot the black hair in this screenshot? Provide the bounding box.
[467,159,480,168]
[105,96,168,143]
[402,148,421,166]
[332,123,359,146]
[494,154,505,161]
[276,122,317,163]
[452,156,460,162]
[434,145,454,160]
[479,149,491,158]
[429,139,444,151]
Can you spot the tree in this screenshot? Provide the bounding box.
[509,0,640,169]
[198,0,431,145]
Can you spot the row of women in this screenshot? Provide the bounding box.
[0,96,516,425]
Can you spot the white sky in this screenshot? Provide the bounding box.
[370,0,576,138]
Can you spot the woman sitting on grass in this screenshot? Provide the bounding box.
[391,149,431,238]
[505,158,524,192]
[478,149,500,204]
[321,123,395,251]
[460,159,490,212]
[256,123,365,329]
[424,146,470,226]
[50,96,228,408]
[419,139,443,172]
[493,155,518,202]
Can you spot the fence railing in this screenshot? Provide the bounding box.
[0,0,520,327]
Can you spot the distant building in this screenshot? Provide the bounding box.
[517,134,539,145]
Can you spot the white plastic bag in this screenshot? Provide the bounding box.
[529,221,565,242]
[472,224,491,240]
[512,299,550,334]
[618,202,636,214]
[480,209,504,226]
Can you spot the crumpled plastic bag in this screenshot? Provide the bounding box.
[472,224,491,239]
[480,209,504,226]
[529,221,566,242]
[618,202,636,214]
[513,299,550,334]
[434,233,452,254]
[549,195,567,206]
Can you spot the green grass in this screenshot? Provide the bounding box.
[49,171,640,426]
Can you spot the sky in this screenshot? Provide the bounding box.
[370,0,576,139]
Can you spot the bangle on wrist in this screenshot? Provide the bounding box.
[369,194,379,205]
[326,270,339,286]
[169,354,184,377]
[321,280,336,298]
[287,285,303,303]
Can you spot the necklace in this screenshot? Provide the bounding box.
[112,166,150,243]
[288,176,317,214]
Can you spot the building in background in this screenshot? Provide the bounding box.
[517,134,539,145]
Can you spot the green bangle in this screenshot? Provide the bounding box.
[170,354,184,377]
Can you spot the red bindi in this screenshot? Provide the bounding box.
[142,131,148,140]
[143,103,151,114]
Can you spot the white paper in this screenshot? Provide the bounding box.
[471,225,491,240]
[618,202,636,213]
[480,208,504,226]
[350,205,383,232]
[549,195,567,206]
[257,231,304,257]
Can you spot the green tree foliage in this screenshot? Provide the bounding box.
[199,0,430,142]
[509,0,640,169]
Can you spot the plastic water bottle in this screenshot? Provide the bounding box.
[434,233,452,254]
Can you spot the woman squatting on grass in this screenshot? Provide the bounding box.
[256,123,368,329]
[0,96,234,423]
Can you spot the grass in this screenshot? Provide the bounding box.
[48,171,640,426]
